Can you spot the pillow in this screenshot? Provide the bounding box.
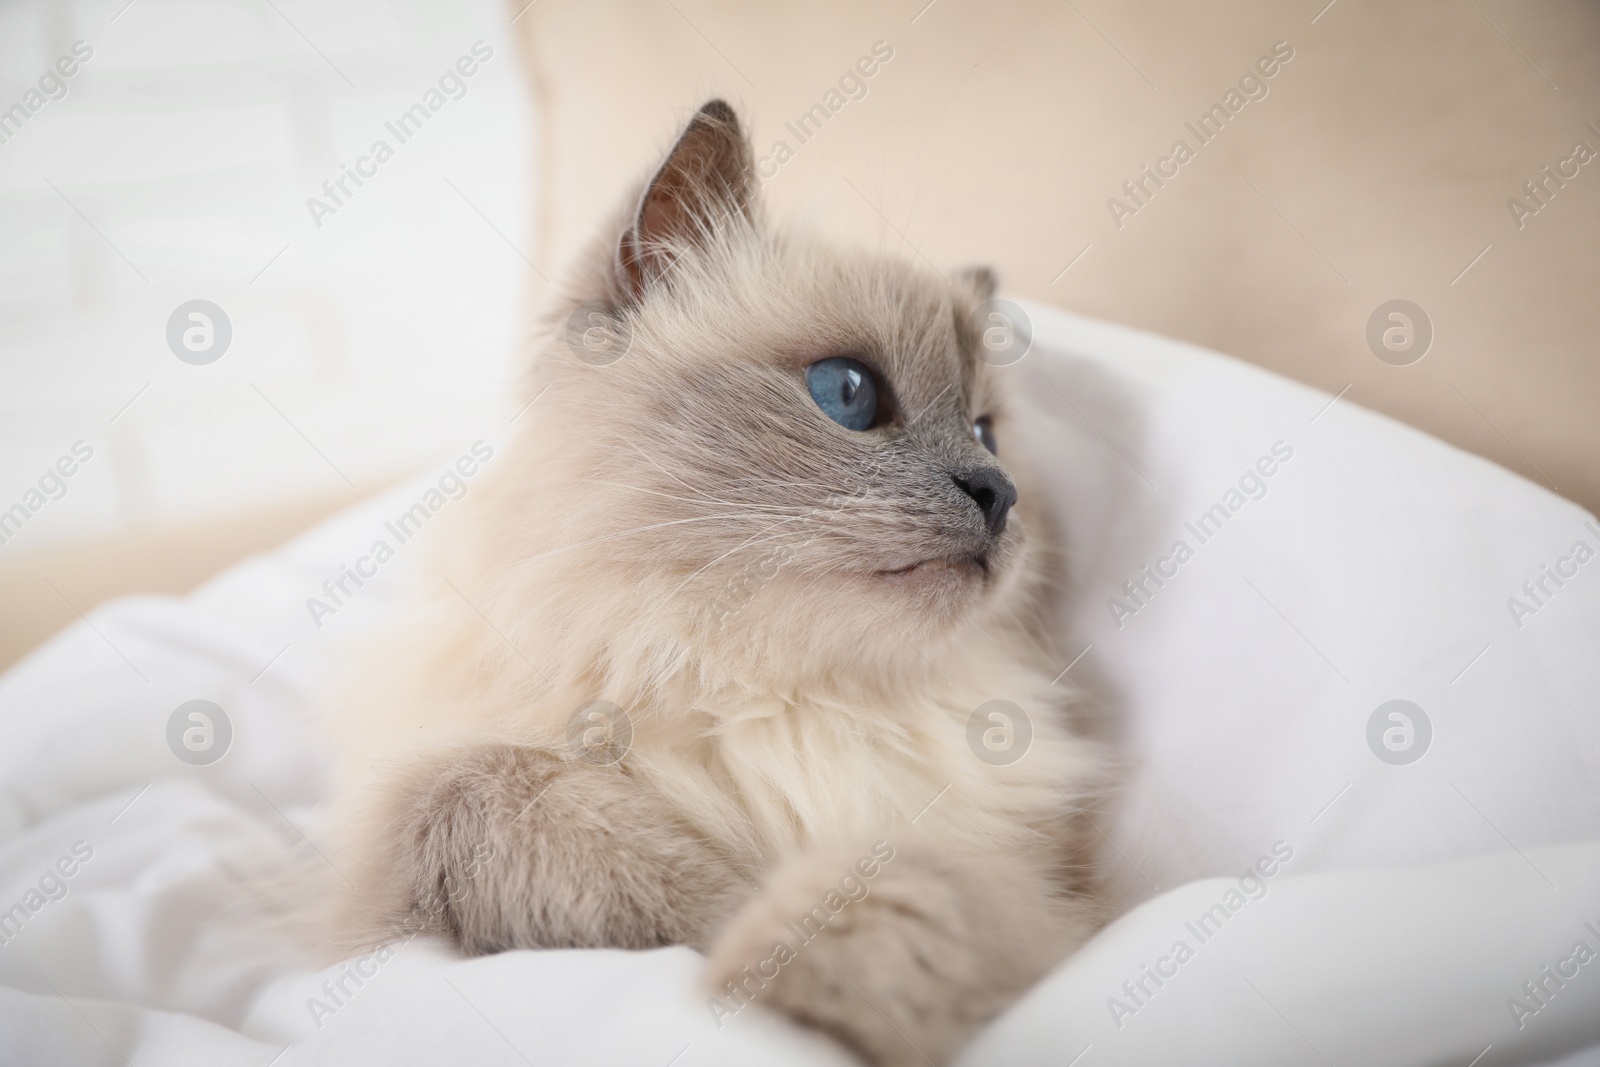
[964,839,1600,1065]
[1012,301,1600,913]
[1,303,1596,1065]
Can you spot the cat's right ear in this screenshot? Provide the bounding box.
[615,99,755,303]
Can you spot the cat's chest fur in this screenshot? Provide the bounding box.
[623,660,1096,869]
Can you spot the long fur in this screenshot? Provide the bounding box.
[320,100,1107,1065]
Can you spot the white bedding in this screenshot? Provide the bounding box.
[2,302,1597,1066]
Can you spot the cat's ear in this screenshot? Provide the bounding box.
[616,99,755,301]
[951,265,997,307]
[951,266,1000,360]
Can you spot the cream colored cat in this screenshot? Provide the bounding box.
[325,99,1105,1066]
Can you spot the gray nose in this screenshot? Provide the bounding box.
[952,467,1016,536]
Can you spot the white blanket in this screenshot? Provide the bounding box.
[2,303,1597,1066]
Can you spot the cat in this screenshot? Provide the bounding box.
[324,99,1106,1066]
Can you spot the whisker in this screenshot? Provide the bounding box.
[664,515,818,602]
[576,478,808,515]
[797,556,854,595]
[625,442,710,498]
[503,513,780,568]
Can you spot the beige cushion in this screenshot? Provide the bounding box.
[516,0,1600,514]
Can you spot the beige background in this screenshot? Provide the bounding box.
[4,0,1597,668]
[520,0,1598,505]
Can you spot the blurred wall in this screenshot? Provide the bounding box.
[3,0,1596,668]
[517,0,1600,512]
[0,0,533,545]
[0,0,535,664]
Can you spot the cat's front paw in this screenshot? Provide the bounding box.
[704,840,1080,1067]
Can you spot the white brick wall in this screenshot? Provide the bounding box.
[0,0,535,551]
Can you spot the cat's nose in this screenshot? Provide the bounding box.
[952,466,1016,537]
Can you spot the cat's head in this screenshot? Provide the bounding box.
[516,100,1051,685]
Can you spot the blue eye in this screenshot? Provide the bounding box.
[974,416,997,455]
[806,357,879,431]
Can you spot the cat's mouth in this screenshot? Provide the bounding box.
[876,553,989,582]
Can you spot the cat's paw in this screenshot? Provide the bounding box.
[704,840,1082,1067]
[342,745,747,955]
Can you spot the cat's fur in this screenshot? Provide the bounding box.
[325,99,1105,1066]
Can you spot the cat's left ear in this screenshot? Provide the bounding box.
[950,266,1004,367]
[951,265,997,308]
[950,265,998,351]
[616,99,756,301]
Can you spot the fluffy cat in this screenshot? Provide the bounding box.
[325,99,1106,1066]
